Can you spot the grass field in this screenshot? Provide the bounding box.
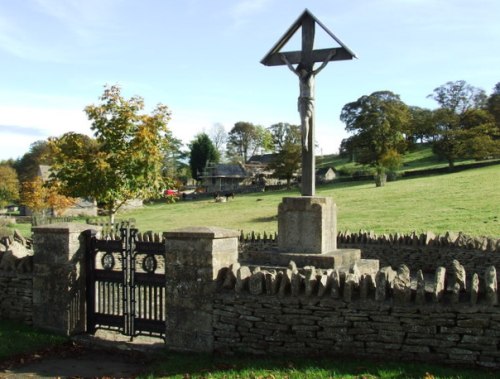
[141,352,498,378]
[7,149,499,239]
[118,165,499,238]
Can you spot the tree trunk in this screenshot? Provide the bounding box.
[375,173,387,187]
[106,204,116,225]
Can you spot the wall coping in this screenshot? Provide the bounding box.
[32,222,93,234]
[165,226,240,240]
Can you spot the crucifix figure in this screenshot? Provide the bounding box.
[261,9,356,196]
[281,51,335,152]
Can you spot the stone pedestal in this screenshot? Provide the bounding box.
[32,223,90,336]
[278,196,337,254]
[164,227,239,353]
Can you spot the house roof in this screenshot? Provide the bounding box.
[38,165,52,182]
[316,167,335,176]
[247,154,277,165]
[202,164,248,178]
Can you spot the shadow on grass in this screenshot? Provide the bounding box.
[251,215,278,223]
[142,352,498,379]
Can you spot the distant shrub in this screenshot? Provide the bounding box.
[352,169,373,177]
[387,171,400,182]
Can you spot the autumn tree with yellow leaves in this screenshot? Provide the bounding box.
[49,85,173,223]
[20,177,75,216]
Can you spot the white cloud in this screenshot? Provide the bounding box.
[0,105,92,160]
[0,105,89,133]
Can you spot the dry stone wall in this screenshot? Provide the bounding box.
[240,230,500,274]
[337,231,500,274]
[214,260,500,367]
[0,231,33,324]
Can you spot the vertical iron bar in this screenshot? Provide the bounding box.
[106,281,110,314]
[142,285,148,319]
[159,286,163,322]
[85,229,97,334]
[121,227,129,336]
[137,284,142,319]
[154,285,158,320]
[129,228,137,338]
[148,285,153,321]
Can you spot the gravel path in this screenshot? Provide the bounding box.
[0,333,164,379]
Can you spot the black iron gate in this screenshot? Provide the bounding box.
[86,227,166,338]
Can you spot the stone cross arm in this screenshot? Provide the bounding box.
[262,47,353,66]
[260,9,356,68]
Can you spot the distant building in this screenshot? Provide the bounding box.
[245,154,277,179]
[316,167,336,183]
[200,163,250,193]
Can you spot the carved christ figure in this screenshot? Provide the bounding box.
[281,52,335,151]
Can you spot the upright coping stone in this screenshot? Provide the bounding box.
[32,223,93,335]
[164,226,239,353]
[278,196,337,254]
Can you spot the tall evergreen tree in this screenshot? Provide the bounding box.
[189,133,219,181]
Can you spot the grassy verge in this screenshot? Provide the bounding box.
[119,165,499,238]
[141,352,497,379]
[6,222,31,238]
[0,320,68,361]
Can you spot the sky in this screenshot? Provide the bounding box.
[0,0,499,161]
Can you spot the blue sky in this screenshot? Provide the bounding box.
[0,0,499,161]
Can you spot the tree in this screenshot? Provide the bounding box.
[189,133,219,181]
[20,178,47,216]
[340,91,410,185]
[163,136,189,183]
[487,82,500,127]
[268,123,301,189]
[13,140,52,181]
[268,122,301,150]
[429,80,487,114]
[226,122,272,162]
[459,109,500,160]
[49,85,172,223]
[0,164,19,208]
[208,123,227,160]
[19,177,75,216]
[408,106,437,144]
[429,80,498,166]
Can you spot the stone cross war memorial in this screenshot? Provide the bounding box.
[2,10,500,370]
[262,9,356,256]
[261,8,356,197]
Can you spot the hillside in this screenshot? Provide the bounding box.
[119,164,500,238]
[316,144,486,175]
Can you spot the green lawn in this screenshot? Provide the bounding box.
[0,320,67,361]
[119,165,499,238]
[141,352,497,379]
